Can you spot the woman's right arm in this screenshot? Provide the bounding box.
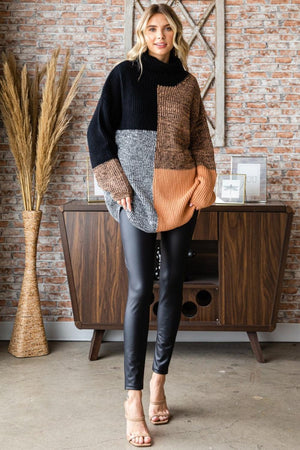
[87,68,133,204]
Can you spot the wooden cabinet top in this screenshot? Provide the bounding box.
[59,200,294,214]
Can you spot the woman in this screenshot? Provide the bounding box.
[87,3,216,447]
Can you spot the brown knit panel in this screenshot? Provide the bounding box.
[190,83,216,171]
[156,75,195,170]
[156,74,215,171]
[93,158,133,201]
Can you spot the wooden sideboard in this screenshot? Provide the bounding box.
[58,201,294,362]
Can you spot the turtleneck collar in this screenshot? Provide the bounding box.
[137,49,188,86]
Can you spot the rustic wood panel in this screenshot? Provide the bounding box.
[64,211,128,326]
[219,212,287,327]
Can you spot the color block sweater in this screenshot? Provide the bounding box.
[87,50,216,233]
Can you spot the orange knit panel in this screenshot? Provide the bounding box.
[153,166,216,232]
[190,165,217,210]
[153,167,199,232]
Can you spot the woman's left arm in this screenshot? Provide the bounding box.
[189,80,217,210]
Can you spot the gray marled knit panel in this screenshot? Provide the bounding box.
[106,129,156,233]
[103,190,122,224]
[102,130,158,232]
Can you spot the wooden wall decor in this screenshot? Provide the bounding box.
[124,0,225,147]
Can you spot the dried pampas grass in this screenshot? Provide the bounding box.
[0,48,84,211]
[35,49,84,210]
[0,58,35,210]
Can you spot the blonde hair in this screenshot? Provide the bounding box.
[127,3,189,75]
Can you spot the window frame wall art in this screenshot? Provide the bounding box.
[124,0,225,147]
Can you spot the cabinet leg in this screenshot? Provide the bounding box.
[247,332,265,363]
[89,330,105,361]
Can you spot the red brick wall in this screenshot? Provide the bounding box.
[0,0,299,323]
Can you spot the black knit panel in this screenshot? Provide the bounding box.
[87,52,188,168]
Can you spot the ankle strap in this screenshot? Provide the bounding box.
[150,395,166,406]
[125,415,145,422]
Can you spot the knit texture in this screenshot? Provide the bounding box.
[93,158,133,201]
[87,50,216,233]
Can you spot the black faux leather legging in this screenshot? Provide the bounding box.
[119,208,198,390]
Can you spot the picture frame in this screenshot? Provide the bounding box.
[215,174,246,204]
[231,156,267,202]
[86,157,105,203]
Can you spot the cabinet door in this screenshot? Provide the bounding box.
[219,212,287,327]
[64,211,128,327]
[193,211,218,240]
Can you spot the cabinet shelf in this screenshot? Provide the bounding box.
[183,276,219,288]
[154,276,219,289]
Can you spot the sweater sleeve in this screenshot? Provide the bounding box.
[189,79,216,209]
[87,67,133,201]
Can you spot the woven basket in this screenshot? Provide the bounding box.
[8,211,49,357]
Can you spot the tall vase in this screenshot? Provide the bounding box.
[8,210,49,357]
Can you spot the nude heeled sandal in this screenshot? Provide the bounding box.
[149,396,170,425]
[124,401,152,447]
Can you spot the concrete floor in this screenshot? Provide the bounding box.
[0,341,299,450]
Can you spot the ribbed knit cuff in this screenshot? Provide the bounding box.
[190,166,216,210]
[93,158,133,202]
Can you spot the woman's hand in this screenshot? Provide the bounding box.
[117,196,132,212]
[189,202,199,210]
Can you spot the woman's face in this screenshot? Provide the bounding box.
[144,13,174,63]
